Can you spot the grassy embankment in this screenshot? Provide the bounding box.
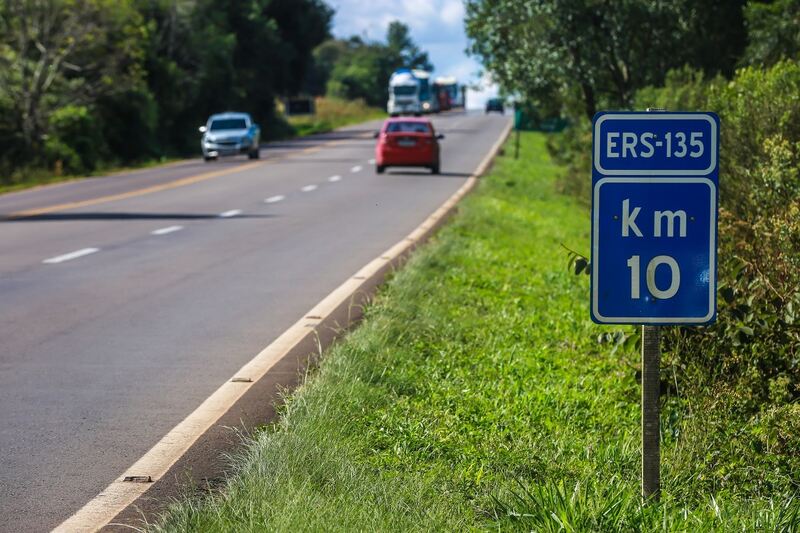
[0,97,384,196]
[285,97,385,137]
[153,132,799,531]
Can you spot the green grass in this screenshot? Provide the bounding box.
[286,97,385,137]
[151,132,800,532]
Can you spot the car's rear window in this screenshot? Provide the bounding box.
[385,122,431,134]
[210,119,247,131]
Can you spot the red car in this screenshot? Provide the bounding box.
[374,117,444,174]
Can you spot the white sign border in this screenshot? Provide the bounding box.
[593,114,718,176]
[591,177,717,324]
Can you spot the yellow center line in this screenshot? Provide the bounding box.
[3,135,361,221]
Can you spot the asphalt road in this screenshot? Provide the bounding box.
[0,111,510,532]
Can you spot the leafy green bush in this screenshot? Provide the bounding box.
[549,67,728,205]
[555,59,800,461]
[649,62,800,416]
[97,89,158,164]
[45,105,104,174]
[546,116,592,205]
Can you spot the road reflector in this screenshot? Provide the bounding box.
[122,476,152,483]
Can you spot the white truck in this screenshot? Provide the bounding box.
[387,69,438,116]
[388,69,421,116]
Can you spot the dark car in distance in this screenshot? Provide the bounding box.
[485,98,505,114]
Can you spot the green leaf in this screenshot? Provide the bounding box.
[573,257,587,275]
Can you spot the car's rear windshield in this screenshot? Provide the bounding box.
[393,85,417,96]
[386,122,431,134]
[210,118,247,131]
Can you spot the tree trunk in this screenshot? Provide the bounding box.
[581,81,597,120]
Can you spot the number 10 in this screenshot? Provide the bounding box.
[626,255,681,299]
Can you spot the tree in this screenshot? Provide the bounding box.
[0,0,146,156]
[681,0,747,76]
[321,21,434,107]
[306,39,349,96]
[122,0,333,155]
[261,0,334,96]
[0,0,341,177]
[465,0,747,119]
[744,0,800,67]
[386,21,432,71]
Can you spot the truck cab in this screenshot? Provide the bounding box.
[388,70,422,116]
[412,69,438,114]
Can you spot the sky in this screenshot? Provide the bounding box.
[328,0,498,108]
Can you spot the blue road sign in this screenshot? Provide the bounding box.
[593,112,718,179]
[590,112,719,325]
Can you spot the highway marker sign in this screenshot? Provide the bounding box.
[593,113,718,177]
[590,112,719,325]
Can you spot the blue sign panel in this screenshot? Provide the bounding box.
[592,179,716,324]
[593,112,719,179]
[590,111,719,325]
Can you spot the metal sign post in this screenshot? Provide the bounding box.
[641,324,660,500]
[590,110,719,502]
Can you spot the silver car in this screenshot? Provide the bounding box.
[199,112,261,161]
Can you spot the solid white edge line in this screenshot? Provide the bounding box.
[328,175,342,182]
[54,118,513,533]
[219,209,242,218]
[151,225,183,236]
[301,185,317,192]
[350,165,362,173]
[43,248,100,264]
[264,195,285,203]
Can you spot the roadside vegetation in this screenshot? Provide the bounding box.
[310,22,432,108]
[284,97,385,138]
[468,0,800,498]
[0,2,425,192]
[0,95,384,196]
[151,133,798,531]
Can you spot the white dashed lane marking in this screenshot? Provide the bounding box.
[265,195,285,203]
[368,159,375,164]
[301,185,317,192]
[43,248,100,264]
[219,210,242,218]
[351,165,362,173]
[328,175,342,182]
[151,225,183,236]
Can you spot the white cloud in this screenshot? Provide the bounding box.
[465,72,500,110]
[440,0,464,27]
[444,58,477,80]
[401,0,437,26]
